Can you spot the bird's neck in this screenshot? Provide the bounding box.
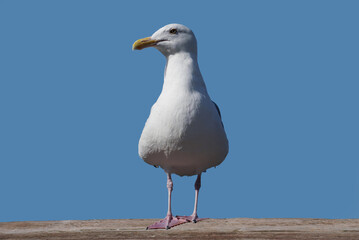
[162,52,207,93]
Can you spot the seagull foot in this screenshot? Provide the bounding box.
[146,215,189,230]
[175,214,208,223]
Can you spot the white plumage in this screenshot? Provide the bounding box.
[137,24,228,176]
[133,23,228,229]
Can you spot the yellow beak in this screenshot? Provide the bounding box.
[132,37,160,50]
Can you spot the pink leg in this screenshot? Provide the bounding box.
[191,173,201,222]
[176,173,207,223]
[146,173,188,230]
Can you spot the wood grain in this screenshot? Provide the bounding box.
[1,218,359,239]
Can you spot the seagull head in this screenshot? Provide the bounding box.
[132,23,197,57]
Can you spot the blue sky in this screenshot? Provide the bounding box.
[0,1,358,222]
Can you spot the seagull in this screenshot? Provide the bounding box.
[133,24,229,230]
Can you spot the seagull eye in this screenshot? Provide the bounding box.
[169,28,178,34]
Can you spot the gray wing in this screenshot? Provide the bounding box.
[212,101,224,127]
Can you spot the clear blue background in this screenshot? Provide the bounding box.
[1,0,358,222]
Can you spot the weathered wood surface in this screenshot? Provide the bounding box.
[1,218,358,240]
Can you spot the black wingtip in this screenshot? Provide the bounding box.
[212,101,224,127]
[212,101,222,119]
